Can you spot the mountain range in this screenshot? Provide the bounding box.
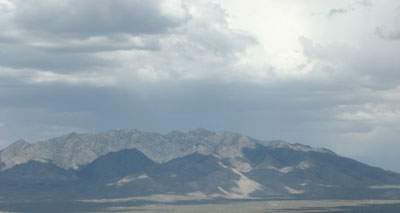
[1,129,400,203]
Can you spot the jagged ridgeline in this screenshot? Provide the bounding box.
[1,129,400,202]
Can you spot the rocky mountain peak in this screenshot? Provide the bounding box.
[0,129,335,171]
[5,139,31,150]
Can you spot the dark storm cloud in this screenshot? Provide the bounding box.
[0,34,19,43]
[0,43,113,71]
[0,77,377,143]
[13,0,187,37]
[0,0,186,72]
[0,81,334,141]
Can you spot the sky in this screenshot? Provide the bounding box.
[1,0,400,171]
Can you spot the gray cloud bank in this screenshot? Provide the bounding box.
[14,0,186,37]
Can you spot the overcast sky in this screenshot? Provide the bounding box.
[1,0,400,171]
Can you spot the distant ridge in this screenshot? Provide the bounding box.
[1,129,400,202]
[0,129,332,170]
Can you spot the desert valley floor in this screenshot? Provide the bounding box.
[2,199,400,213]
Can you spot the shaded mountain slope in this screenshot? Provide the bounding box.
[1,129,400,202]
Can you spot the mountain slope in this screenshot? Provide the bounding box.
[0,161,78,201]
[148,153,249,197]
[0,160,77,183]
[78,148,156,183]
[0,129,256,170]
[0,129,400,202]
[242,144,400,198]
